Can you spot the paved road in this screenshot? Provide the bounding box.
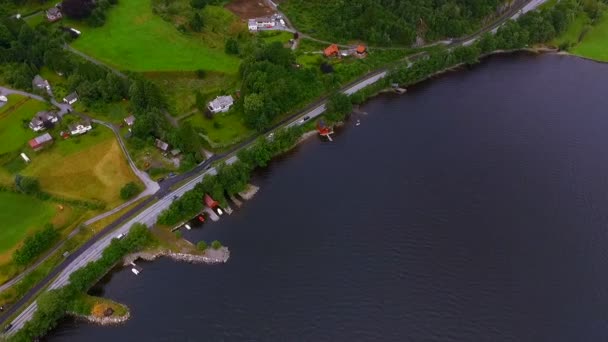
[1,0,549,335]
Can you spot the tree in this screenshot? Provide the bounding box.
[190,12,203,32]
[211,240,222,250]
[195,90,206,112]
[190,0,207,9]
[225,37,239,55]
[62,0,96,19]
[15,174,40,194]
[197,240,208,251]
[120,182,140,200]
[326,92,352,122]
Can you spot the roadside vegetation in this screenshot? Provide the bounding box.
[10,223,157,342]
[280,0,506,46]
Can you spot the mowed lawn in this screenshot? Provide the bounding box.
[572,15,608,62]
[0,95,49,155]
[21,127,142,207]
[0,192,56,254]
[70,0,241,72]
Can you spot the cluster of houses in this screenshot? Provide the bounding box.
[324,44,367,58]
[247,14,286,32]
[26,107,91,152]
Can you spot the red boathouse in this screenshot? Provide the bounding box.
[204,194,219,208]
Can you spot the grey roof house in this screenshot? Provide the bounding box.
[46,7,62,22]
[32,75,50,90]
[124,115,136,126]
[155,138,169,152]
[68,119,92,135]
[63,92,78,105]
[29,111,59,132]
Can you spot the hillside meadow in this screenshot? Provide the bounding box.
[70,0,241,72]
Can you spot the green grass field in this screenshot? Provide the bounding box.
[20,127,141,207]
[0,192,56,254]
[70,0,241,72]
[0,95,50,155]
[185,112,253,148]
[571,15,608,62]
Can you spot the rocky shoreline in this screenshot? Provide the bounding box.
[123,247,230,266]
[70,310,131,326]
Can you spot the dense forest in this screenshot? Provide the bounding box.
[281,0,505,45]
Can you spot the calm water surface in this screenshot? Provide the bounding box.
[49,54,608,341]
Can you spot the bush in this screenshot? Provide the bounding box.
[211,240,222,250]
[120,182,140,200]
[12,224,60,266]
[197,240,208,251]
[175,231,183,239]
[15,174,40,194]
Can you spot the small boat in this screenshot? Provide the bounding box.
[355,120,361,126]
[184,224,191,230]
[198,215,205,222]
[217,208,224,216]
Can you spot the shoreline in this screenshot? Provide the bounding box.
[123,246,230,266]
[69,310,131,326]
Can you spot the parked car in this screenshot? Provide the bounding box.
[62,251,69,258]
[157,177,165,183]
[4,323,13,333]
[116,233,125,240]
[168,172,176,178]
[303,116,311,121]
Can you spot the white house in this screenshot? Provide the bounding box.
[29,111,59,132]
[63,92,78,105]
[68,120,92,135]
[124,115,136,126]
[0,95,7,102]
[208,95,234,114]
[248,19,258,31]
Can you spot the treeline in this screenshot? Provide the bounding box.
[11,224,155,342]
[61,0,117,27]
[157,125,304,225]
[12,224,60,266]
[282,0,503,46]
[391,0,580,86]
[240,42,324,131]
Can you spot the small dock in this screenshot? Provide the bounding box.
[391,83,406,94]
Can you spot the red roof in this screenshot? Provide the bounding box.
[28,139,40,149]
[356,45,366,53]
[204,194,219,208]
[324,44,339,57]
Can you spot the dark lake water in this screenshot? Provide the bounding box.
[48,54,608,341]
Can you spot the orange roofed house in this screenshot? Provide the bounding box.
[356,45,367,56]
[324,44,340,57]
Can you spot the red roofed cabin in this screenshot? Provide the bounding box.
[324,44,340,57]
[356,45,367,57]
[204,194,219,208]
[29,133,53,151]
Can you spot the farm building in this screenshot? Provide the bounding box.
[28,133,54,151]
[68,119,92,135]
[63,92,79,105]
[124,115,136,126]
[248,17,276,31]
[29,111,59,132]
[32,75,50,90]
[46,7,62,22]
[155,138,169,152]
[208,95,234,114]
[324,44,340,57]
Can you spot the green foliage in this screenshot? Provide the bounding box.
[120,182,140,200]
[225,37,239,55]
[325,92,352,122]
[12,224,60,266]
[14,174,40,194]
[175,230,183,239]
[211,240,222,250]
[190,12,204,32]
[281,0,502,45]
[240,42,324,131]
[196,240,208,251]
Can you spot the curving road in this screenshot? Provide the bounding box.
[1,0,550,335]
